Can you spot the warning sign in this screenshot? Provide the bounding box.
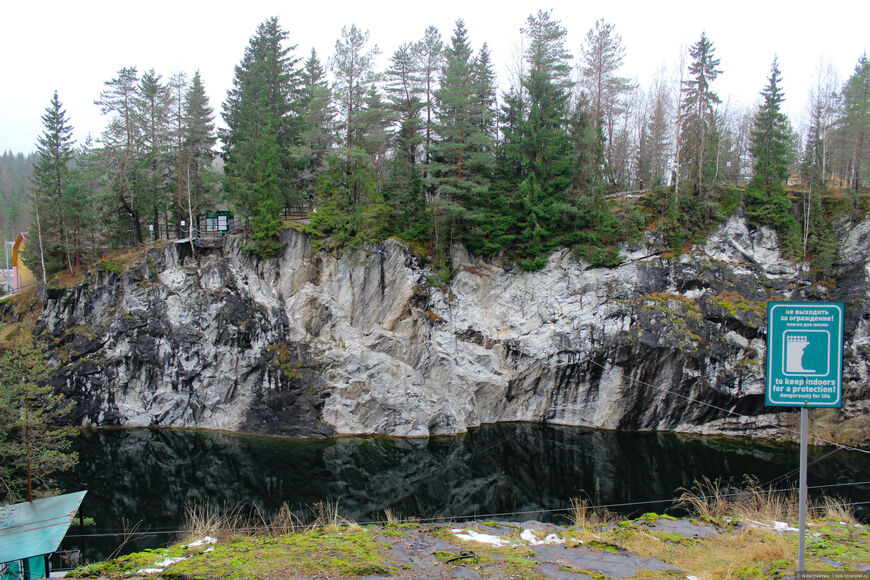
[766,302,843,408]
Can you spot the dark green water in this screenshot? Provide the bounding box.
[58,424,869,563]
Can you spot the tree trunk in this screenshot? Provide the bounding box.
[24,385,32,502]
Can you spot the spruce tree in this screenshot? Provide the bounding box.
[432,21,475,218]
[183,71,216,222]
[0,335,78,503]
[679,33,721,197]
[486,10,588,268]
[519,11,574,190]
[429,21,498,254]
[837,54,868,192]
[746,57,794,231]
[68,138,102,262]
[222,17,301,256]
[296,50,333,205]
[30,91,76,274]
[749,58,791,192]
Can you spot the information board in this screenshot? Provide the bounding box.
[766,302,844,408]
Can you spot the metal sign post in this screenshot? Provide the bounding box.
[766,302,843,573]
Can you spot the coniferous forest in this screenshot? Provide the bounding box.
[4,13,869,279]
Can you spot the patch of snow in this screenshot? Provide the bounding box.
[520,529,565,545]
[155,557,187,567]
[189,536,218,547]
[451,528,510,547]
[136,555,187,574]
[688,576,701,580]
[772,521,798,533]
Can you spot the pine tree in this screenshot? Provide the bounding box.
[222,17,301,255]
[385,42,424,165]
[415,26,443,178]
[580,19,632,185]
[383,42,426,239]
[137,69,172,234]
[29,91,76,274]
[97,66,145,245]
[308,25,388,250]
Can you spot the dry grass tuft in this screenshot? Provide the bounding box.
[383,508,400,525]
[185,501,308,541]
[569,497,618,530]
[674,475,798,523]
[183,502,249,543]
[263,503,301,537]
[310,499,355,533]
[814,496,858,524]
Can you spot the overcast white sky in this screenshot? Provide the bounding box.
[1,0,867,154]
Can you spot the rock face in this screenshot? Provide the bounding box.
[37,210,870,438]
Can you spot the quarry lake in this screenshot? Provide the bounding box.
[59,424,870,563]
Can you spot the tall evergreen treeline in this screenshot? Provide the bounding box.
[11,15,870,279]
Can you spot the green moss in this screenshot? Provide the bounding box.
[69,546,188,578]
[99,260,124,275]
[560,568,608,580]
[651,531,699,546]
[803,522,870,567]
[587,540,621,553]
[500,552,537,576]
[711,290,765,325]
[170,531,393,579]
[766,559,791,578]
[634,292,705,347]
[732,565,765,579]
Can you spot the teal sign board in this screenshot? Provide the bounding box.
[766,302,843,408]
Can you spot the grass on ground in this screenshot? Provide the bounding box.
[65,486,870,580]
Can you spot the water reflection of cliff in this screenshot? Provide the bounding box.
[60,425,869,562]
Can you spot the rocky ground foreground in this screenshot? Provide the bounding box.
[67,511,870,579]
